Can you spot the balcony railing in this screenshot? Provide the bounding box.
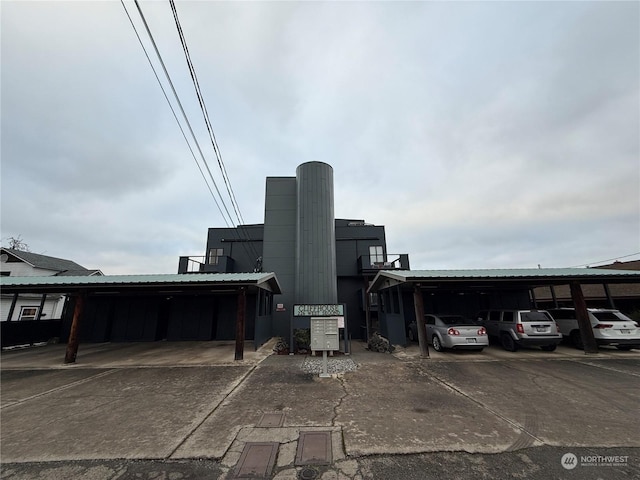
[178,256,234,274]
[357,254,410,273]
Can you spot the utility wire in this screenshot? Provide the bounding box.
[169,0,261,268]
[119,0,225,223]
[567,251,640,268]
[129,0,236,228]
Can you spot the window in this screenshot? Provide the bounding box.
[369,245,384,264]
[502,311,514,322]
[426,316,436,325]
[208,248,224,265]
[19,307,39,321]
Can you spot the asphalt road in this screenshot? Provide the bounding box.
[1,341,639,479]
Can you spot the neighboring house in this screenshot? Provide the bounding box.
[0,247,102,322]
[533,260,640,316]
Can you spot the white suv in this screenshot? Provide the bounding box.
[547,308,640,350]
[477,309,563,352]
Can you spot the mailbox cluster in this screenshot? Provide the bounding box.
[310,317,340,351]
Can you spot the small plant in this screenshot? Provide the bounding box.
[294,328,310,351]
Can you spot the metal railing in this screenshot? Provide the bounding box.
[357,254,410,272]
[178,256,234,274]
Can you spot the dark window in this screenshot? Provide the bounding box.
[208,248,224,265]
[426,316,436,325]
[502,311,514,322]
[592,311,628,322]
[369,246,384,265]
[440,315,468,326]
[520,311,553,322]
[489,311,501,321]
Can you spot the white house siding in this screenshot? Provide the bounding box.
[1,294,65,321]
[1,263,54,277]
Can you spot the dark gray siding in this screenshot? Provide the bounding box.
[206,225,263,273]
[295,162,337,304]
[262,177,297,337]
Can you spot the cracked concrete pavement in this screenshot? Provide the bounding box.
[1,340,639,479]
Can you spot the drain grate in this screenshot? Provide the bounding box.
[232,442,279,479]
[295,431,332,466]
[298,466,319,480]
[257,412,285,428]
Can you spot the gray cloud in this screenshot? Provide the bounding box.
[1,1,638,274]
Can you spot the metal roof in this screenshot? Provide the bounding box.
[0,272,282,294]
[368,268,640,292]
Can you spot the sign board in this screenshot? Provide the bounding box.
[310,317,340,351]
[294,304,344,317]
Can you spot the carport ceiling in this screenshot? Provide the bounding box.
[0,272,282,295]
[368,268,640,292]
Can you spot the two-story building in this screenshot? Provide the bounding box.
[179,161,410,345]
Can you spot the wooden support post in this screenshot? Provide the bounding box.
[413,284,429,358]
[570,282,598,354]
[64,292,85,364]
[530,288,537,309]
[364,276,371,342]
[36,294,47,321]
[7,293,18,322]
[550,285,558,308]
[603,283,616,309]
[235,287,246,361]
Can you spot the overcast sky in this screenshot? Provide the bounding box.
[2,1,639,275]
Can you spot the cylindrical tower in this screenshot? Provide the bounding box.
[295,161,337,304]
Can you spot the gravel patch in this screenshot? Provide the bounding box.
[301,356,358,375]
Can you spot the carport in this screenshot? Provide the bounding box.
[367,268,640,355]
[0,273,281,363]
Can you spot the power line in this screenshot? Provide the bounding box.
[124,0,237,228]
[119,0,226,224]
[169,0,261,268]
[567,251,640,268]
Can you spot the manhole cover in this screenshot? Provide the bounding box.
[299,466,319,480]
[295,431,332,466]
[232,442,279,479]
[257,412,285,428]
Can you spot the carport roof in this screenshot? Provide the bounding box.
[0,272,282,294]
[368,268,640,292]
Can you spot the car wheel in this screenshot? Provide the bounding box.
[432,335,443,352]
[501,333,518,352]
[570,330,583,349]
[540,344,557,352]
[408,328,415,342]
[616,345,633,351]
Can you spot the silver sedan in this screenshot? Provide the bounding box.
[409,314,488,352]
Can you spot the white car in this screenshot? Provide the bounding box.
[548,308,640,350]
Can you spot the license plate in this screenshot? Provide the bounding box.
[466,338,477,343]
[536,328,547,332]
[620,329,631,334]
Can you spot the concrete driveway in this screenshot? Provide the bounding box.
[1,341,639,479]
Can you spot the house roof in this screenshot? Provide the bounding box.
[0,272,282,295]
[368,268,640,293]
[1,248,101,276]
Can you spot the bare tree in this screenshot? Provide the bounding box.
[4,235,31,252]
